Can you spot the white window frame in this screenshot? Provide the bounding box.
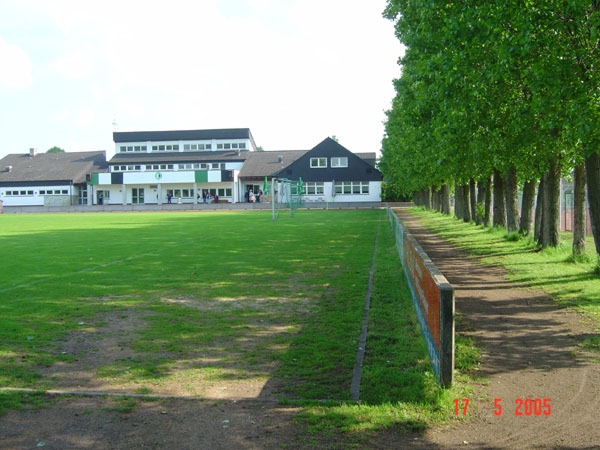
[331,157,348,168]
[334,181,370,195]
[310,157,327,168]
[305,182,324,195]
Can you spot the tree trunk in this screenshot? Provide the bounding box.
[432,186,440,212]
[476,180,485,225]
[484,177,492,227]
[462,184,471,222]
[585,152,600,257]
[454,183,463,220]
[572,163,586,259]
[424,187,432,210]
[469,179,477,224]
[493,169,506,228]
[534,176,544,244]
[519,179,537,236]
[504,166,520,232]
[440,184,451,215]
[541,157,561,248]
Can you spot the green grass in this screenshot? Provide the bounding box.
[408,207,600,324]
[0,210,477,446]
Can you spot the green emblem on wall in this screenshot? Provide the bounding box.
[155,172,163,180]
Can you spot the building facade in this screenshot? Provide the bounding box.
[0,130,383,208]
[88,129,256,205]
[0,149,107,207]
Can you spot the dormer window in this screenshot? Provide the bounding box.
[331,157,348,168]
[310,157,327,168]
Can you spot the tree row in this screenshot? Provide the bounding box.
[380,1,600,262]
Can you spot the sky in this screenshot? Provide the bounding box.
[0,0,403,160]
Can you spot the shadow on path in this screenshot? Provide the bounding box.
[391,208,600,450]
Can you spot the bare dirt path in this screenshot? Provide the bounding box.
[391,207,600,449]
[1,207,598,449]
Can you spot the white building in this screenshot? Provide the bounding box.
[0,148,106,207]
[0,129,382,209]
[89,128,256,205]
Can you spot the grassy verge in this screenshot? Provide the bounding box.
[407,207,600,349]
[288,212,477,447]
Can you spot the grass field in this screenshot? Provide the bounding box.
[0,209,472,438]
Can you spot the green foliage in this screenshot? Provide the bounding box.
[46,146,65,153]
[381,181,412,202]
[381,1,600,256]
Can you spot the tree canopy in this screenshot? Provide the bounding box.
[381,1,600,260]
[46,146,65,153]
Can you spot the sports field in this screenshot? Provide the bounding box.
[1,209,455,428]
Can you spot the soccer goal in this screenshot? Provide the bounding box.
[271,177,305,221]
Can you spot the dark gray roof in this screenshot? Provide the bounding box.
[354,152,378,168]
[109,150,249,165]
[238,150,308,180]
[113,128,256,147]
[0,151,107,185]
[274,138,382,182]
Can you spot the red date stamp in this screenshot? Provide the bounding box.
[454,397,551,416]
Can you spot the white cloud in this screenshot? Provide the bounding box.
[0,36,33,89]
[51,106,96,127]
[0,0,403,159]
[50,50,95,79]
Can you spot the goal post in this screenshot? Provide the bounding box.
[271,177,305,221]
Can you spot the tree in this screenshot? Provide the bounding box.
[382,0,600,259]
[572,163,587,260]
[47,146,65,153]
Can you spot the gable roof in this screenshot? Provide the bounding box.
[0,151,107,185]
[275,138,382,182]
[113,128,256,147]
[238,150,308,180]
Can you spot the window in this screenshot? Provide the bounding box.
[334,181,370,195]
[167,189,195,198]
[305,182,324,195]
[10,190,35,196]
[310,157,327,168]
[331,157,348,168]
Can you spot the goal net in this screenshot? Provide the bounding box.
[271,177,305,221]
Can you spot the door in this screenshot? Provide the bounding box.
[132,188,145,204]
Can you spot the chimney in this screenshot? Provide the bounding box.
[5,166,12,172]
[29,148,38,157]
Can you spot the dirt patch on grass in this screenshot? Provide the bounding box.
[2,208,599,449]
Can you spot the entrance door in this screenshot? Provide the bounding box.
[97,190,108,205]
[132,188,145,204]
